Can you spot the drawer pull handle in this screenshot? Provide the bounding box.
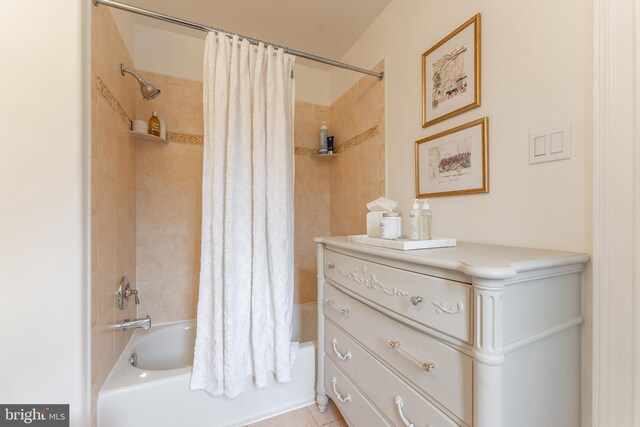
[331,338,352,361]
[431,301,464,315]
[326,299,350,315]
[394,395,415,427]
[331,377,352,403]
[327,263,335,270]
[387,340,436,373]
[410,296,423,306]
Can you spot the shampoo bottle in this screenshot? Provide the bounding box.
[409,199,421,240]
[148,111,161,137]
[319,121,328,154]
[419,199,432,240]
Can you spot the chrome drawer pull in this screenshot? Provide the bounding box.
[410,296,423,306]
[331,338,352,361]
[326,299,350,315]
[394,395,415,427]
[331,377,352,403]
[387,340,436,373]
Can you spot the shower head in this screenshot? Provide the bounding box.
[120,63,161,100]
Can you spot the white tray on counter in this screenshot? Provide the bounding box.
[347,235,457,251]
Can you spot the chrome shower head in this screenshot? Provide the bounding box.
[120,63,161,100]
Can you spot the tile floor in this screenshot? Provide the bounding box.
[246,400,346,427]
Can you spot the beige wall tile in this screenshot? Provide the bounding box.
[163,74,201,89]
[162,83,204,135]
[136,139,203,323]
[328,63,385,237]
[96,97,116,176]
[95,7,132,110]
[91,6,138,408]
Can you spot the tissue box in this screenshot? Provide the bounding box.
[366,211,384,238]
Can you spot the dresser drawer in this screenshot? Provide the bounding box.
[325,324,460,427]
[325,356,391,427]
[324,249,472,343]
[324,283,473,424]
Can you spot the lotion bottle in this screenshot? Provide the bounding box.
[409,199,421,240]
[419,199,432,240]
[319,121,328,154]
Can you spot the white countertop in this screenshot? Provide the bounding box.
[315,236,590,280]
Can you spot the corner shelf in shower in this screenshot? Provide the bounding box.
[312,153,339,159]
[131,130,168,144]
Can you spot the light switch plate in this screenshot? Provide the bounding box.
[529,124,572,164]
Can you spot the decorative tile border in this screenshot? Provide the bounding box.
[96,77,132,128]
[97,76,204,145]
[294,125,379,156]
[334,125,379,154]
[294,147,320,155]
[97,76,379,153]
[167,132,204,145]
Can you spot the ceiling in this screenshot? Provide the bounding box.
[120,0,391,69]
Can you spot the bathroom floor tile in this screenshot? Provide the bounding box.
[248,407,317,427]
[247,400,346,427]
[324,419,348,427]
[307,400,343,426]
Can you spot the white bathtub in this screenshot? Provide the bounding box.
[98,303,317,427]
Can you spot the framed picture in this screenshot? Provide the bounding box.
[422,14,481,127]
[415,117,488,198]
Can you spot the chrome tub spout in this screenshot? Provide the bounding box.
[120,315,151,331]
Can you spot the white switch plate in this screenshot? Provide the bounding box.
[529,124,572,164]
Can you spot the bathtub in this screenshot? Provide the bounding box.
[98,303,318,427]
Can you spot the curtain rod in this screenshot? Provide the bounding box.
[92,0,384,80]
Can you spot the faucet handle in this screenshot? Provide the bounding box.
[125,288,140,305]
[117,276,141,309]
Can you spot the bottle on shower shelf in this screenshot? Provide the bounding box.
[148,111,161,137]
[319,121,328,154]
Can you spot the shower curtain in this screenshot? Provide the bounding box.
[190,32,296,398]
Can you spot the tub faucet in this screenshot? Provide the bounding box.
[120,315,151,331]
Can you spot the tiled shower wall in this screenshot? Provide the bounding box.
[135,72,204,323]
[329,61,386,236]
[294,102,331,304]
[134,63,385,320]
[90,6,138,425]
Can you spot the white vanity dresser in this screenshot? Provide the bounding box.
[315,237,589,427]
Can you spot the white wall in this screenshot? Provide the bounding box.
[111,7,136,60]
[132,24,331,105]
[292,64,330,106]
[330,0,592,253]
[0,1,89,425]
[134,24,204,81]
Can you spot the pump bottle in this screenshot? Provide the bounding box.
[409,199,421,240]
[419,199,432,240]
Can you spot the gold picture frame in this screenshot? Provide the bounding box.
[415,117,489,198]
[422,14,481,127]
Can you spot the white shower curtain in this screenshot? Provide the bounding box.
[190,32,296,398]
